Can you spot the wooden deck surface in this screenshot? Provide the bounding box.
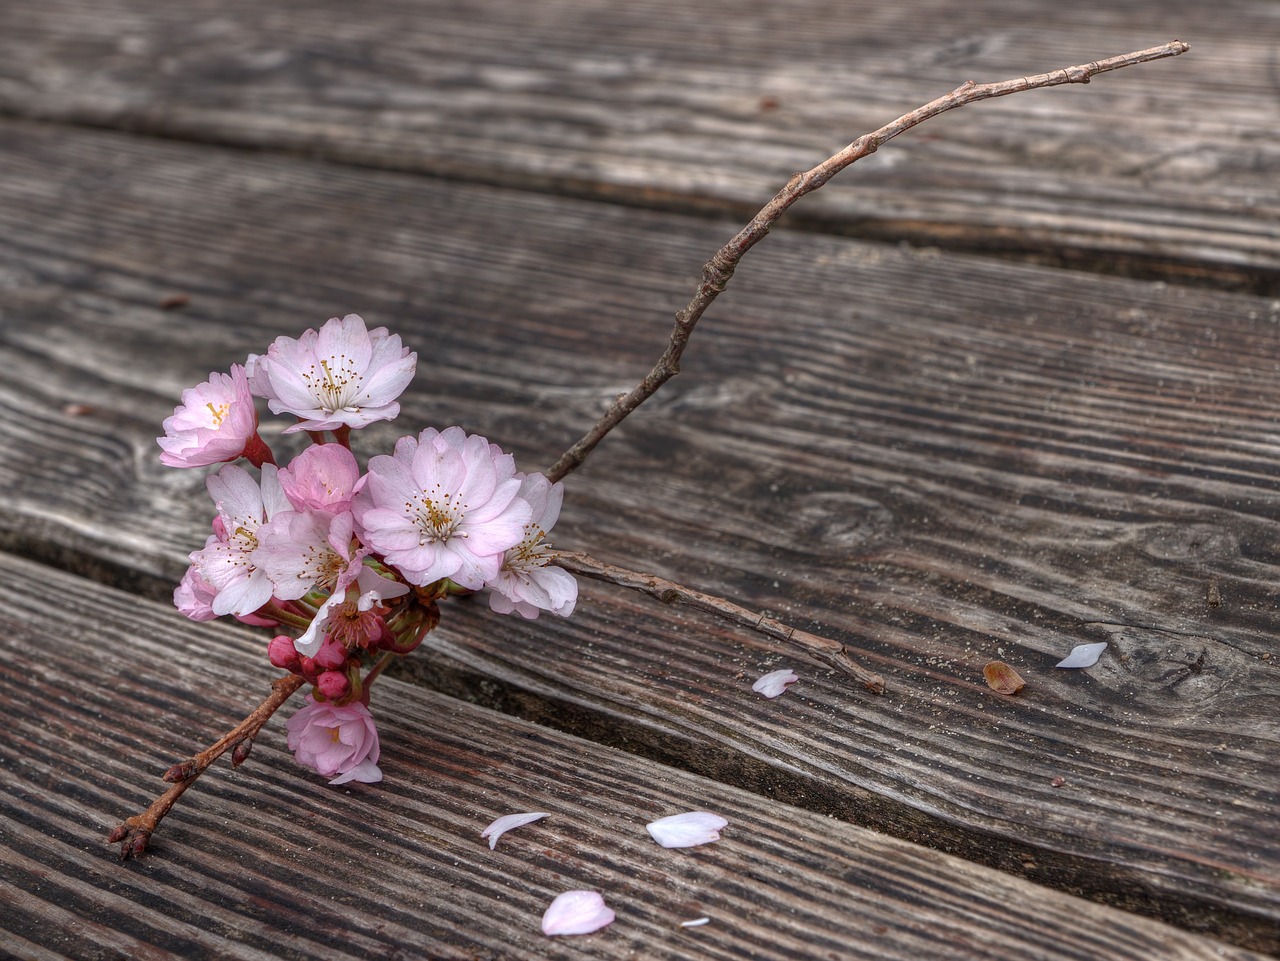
[1,1,1277,958]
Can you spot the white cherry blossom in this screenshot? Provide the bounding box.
[486,473,577,619]
[191,464,290,617]
[247,314,416,432]
[353,427,530,589]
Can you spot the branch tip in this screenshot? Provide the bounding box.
[546,41,1188,480]
[109,674,305,858]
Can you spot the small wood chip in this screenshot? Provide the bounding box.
[982,660,1025,696]
[1207,576,1222,608]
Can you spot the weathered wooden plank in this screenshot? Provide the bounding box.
[0,0,1276,290]
[8,550,1268,961]
[0,120,1277,949]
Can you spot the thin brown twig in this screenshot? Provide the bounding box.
[545,40,1190,483]
[108,673,306,859]
[555,551,886,693]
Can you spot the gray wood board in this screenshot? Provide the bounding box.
[1,550,1271,961]
[0,120,1277,949]
[0,0,1276,290]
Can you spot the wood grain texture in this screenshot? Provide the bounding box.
[0,120,1278,949]
[0,0,1276,290]
[8,550,1269,961]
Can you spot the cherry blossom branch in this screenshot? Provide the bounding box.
[108,673,306,859]
[554,551,886,693]
[545,40,1190,483]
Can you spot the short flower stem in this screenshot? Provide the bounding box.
[258,601,315,631]
[108,673,306,859]
[554,551,886,693]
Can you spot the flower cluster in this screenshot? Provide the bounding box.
[160,314,577,784]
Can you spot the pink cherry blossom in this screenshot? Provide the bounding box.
[278,444,362,513]
[267,634,301,671]
[157,364,262,468]
[173,551,219,621]
[190,464,290,617]
[541,891,615,937]
[645,811,728,848]
[353,427,531,590]
[751,668,799,699]
[246,314,416,432]
[486,473,577,619]
[480,811,550,850]
[284,695,382,785]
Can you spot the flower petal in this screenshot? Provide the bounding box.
[751,668,799,698]
[541,891,615,936]
[328,759,383,785]
[646,811,728,848]
[1055,642,1108,669]
[480,811,550,850]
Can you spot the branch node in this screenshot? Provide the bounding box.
[162,759,196,783]
[231,736,254,767]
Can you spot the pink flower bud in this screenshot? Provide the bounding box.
[316,670,351,701]
[313,636,349,671]
[268,635,301,671]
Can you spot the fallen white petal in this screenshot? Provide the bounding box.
[1055,642,1108,669]
[680,917,711,928]
[541,890,615,936]
[480,812,549,850]
[751,668,799,698]
[646,811,729,848]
